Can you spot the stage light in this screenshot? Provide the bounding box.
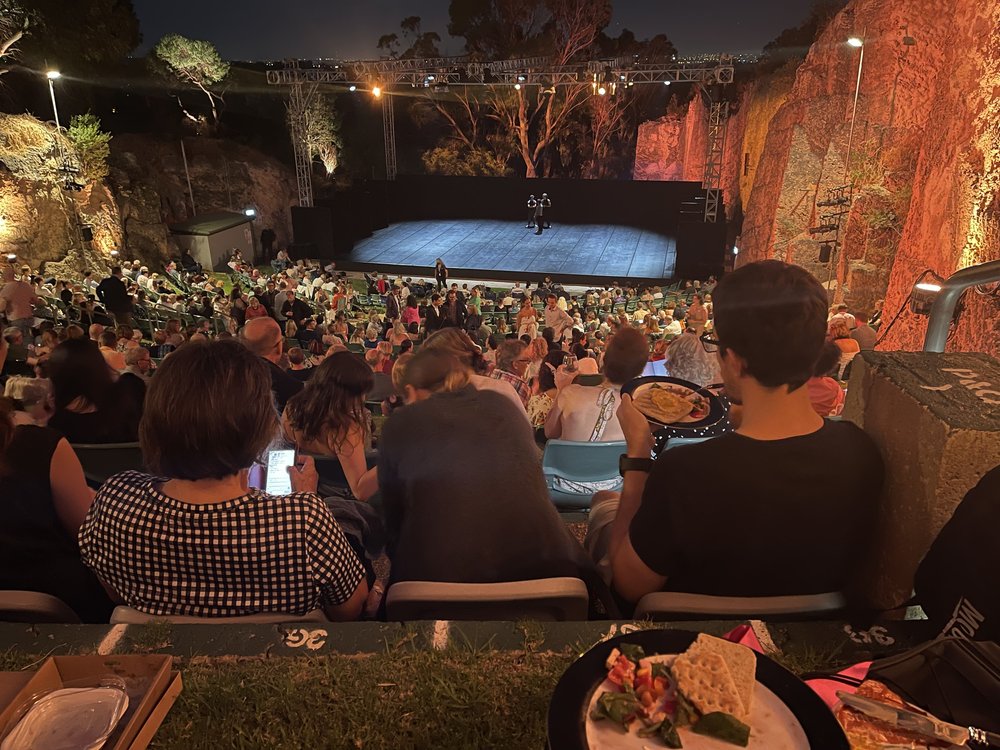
[663,81,671,86]
[243,208,257,218]
[46,70,61,80]
[909,281,941,316]
[732,246,739,256]
[372,85,382,98]
[847,36,864,48]
[6,253,16,262]
[597,85,607,96]
[349,85,357,92]
[110,249,119,258]
[514,83,521,90]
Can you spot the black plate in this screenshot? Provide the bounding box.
[547,629,849,750]
[621,376,726,431]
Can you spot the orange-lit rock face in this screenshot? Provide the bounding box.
[634,97,708,182]
[736,0,1000,356]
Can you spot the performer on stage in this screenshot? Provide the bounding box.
[434,258,449,290]
[540,193,552,228]
[526,195,538,229]
[534,196,545,235]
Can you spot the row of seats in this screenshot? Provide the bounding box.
[0,586,846,625]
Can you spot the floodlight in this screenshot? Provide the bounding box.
[847,36,864,47]
[348,85,357,92]
[597,86,607,96]
[663,81,671,86]
[46,70,61,80]
[372,85,382,98]
[909,281,942,316]
[243,208,257,217]
[732,246,739,256]
[110,249,119,257]
[514,83,522,90]
[6,253,16,262]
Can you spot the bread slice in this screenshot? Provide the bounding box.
[687,634,757,718]
[671,650,745,720]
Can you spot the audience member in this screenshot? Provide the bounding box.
[666,329,721,386]
[526,350,567,431]
[490,339,532,407]
[283,351,378,501]
[3,376,51,426]
[286,347,314,383]
[545,327,647,442]
[98,329,126,371]
[591,260,884,608]
[79,339,368,620]
[807,342,845,418]
[241,317,303,413]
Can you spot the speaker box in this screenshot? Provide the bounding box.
[818,243,832,264]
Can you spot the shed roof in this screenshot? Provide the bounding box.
[169,211,251,236]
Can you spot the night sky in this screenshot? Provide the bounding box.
[132,0,817,61]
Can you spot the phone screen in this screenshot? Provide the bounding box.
[264,449,296,496]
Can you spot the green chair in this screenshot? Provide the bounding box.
[540,440,625,511]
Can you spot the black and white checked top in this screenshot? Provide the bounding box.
[79,471,364,618]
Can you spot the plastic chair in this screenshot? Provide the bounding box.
[633,591,847,622]
[384,578,590,622]
[540,440,625,510]
[110,606,328,624]
[71,442,145,488]
[0,591,81,623]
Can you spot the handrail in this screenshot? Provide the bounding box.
[923,260,1000,352]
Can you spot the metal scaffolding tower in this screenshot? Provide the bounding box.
[266,55,735,210]
[382,94,397,182]
[703,99,730,223]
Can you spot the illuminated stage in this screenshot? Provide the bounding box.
[339,219,677,284]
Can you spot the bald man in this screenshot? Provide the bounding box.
[241,317,302,412]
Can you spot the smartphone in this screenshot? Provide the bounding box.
[565,354,578,372]
[250,449,296,495]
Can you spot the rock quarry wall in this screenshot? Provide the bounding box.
[633,0,999,357]
[0,115,298,273]
[738,0,1000,357]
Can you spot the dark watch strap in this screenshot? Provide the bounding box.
[619,455,654,477]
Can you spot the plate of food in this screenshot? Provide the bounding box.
[622,377,725,431]
[548,629,848,750]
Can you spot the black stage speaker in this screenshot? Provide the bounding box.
[818,242,832,264]
[291,206,334,258]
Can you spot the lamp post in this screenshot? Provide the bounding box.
[843,33,865,183]
[46,70,66,166]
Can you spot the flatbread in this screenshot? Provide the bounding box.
[687,634,757,718]
[633,384,695,423]
[671,650,746,720]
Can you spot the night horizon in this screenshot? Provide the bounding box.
[131,0,818,61]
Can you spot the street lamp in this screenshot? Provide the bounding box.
[843,33,865,182]
[46,70,66,166]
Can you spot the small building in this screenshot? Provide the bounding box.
[169,211,254,271]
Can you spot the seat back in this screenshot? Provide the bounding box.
[0,590,80,623]
[384,578,589,621]
[634,591,847,621]
[111,606,329,624]
[71,442,145,488]
[541,440,625,510]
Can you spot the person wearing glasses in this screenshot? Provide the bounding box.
[591,260,884,610]
[490,339,533,407]
[665,328,721,387]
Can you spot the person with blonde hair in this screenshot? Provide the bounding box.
[3,377,52,426]
[422,328,528,418]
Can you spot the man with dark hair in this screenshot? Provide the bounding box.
[424,293,444,333]
[96,266,133,326]
[280,290,311,327]
[596,260,884,607]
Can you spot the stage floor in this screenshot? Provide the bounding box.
[345,219,677,282]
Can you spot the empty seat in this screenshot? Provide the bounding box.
[384,578,589,621]
[71,442,145,488]
[634,591,847,621]
[541,440,625,510]
[0,591,81,623]
[111,607,328,624]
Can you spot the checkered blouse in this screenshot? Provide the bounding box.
[79,471,364,618]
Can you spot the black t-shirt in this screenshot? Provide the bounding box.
[629,421,884,598]
[915,466,1000,641]
[265,359,304,413]
[0,425,113,622]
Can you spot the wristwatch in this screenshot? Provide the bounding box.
[619,454,653,477]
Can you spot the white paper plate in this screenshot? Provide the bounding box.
[1,686,129,750]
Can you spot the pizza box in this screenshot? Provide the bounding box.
[0,655,182,750]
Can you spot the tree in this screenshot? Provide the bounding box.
[0,0,28,76]
[153,34,230,126]
[377,16,442,59]
[14,0,140,73]
[292,94,343,176]
[67,113,111,182]
[422,142,509,176]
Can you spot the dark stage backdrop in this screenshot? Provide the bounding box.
[294,177,726,280]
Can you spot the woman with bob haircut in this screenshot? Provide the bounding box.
[282,351,378,502]
[79,339,368,621]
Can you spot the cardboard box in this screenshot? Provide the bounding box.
[0,655,182,750]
